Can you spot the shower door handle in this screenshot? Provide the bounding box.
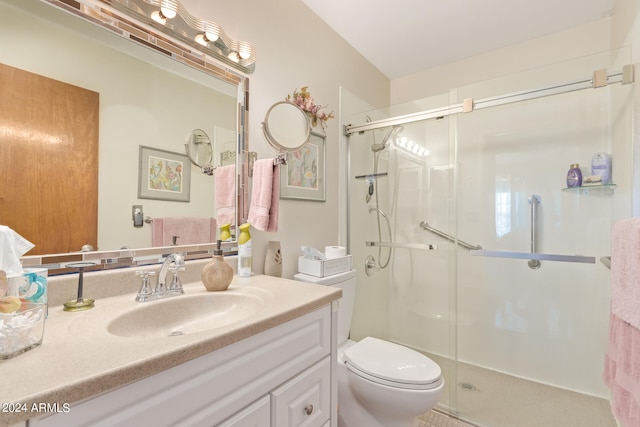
[528,195,541,269]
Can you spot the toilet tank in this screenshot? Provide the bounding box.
[293,270,356,345]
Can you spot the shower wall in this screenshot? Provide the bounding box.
[346,49,634,423]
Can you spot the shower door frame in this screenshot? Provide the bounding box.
[344,61,634,424]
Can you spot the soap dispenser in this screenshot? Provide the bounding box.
[202,240,233,292]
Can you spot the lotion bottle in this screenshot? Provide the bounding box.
[201,240,233,291]
[591,152,612,184]
[238,223,252,277]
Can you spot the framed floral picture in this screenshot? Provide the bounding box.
[138,145,191,202]
[280,131,325,201]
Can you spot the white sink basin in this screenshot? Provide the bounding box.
[107,289,268,339]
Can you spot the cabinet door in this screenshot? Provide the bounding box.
[217,396,270,427]
[271,357,331,427]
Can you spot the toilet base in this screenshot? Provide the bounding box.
[337,362,423,427]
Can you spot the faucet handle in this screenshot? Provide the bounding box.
[168,266,185,295]
[135,270,156,302]
[173,253,185,268]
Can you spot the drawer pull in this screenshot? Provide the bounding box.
[304,404,314,416]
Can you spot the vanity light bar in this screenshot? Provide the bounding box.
[97,0,256,72]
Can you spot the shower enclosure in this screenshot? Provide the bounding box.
[343,50,634,427]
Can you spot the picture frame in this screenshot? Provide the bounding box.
[138,145,191,202]
[280,131,326,201]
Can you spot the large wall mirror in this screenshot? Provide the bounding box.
[0,0,249,274]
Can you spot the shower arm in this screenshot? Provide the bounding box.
[419,221,482,250]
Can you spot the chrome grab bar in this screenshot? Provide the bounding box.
[528,194,542,269]
[365,241,437,251]
[419,221,482,250]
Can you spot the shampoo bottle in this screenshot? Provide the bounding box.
[566,164,582,188]
[238,223,252,277]
[201,240,233,292]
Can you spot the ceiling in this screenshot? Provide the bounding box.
[301,0,616,80]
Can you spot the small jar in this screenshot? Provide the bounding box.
[567,164,582,188]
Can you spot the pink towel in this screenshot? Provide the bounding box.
[152,217,216,246]
[215,165,236,226]
[611,218,640,329]
[603,313,640,426]
[247,159,279,232]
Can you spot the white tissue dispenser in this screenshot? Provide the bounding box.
[298,255,352,277]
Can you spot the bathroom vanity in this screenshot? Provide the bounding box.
[0,266,341,427]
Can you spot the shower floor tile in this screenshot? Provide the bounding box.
[419,409,475,427]
[419,353,617,427]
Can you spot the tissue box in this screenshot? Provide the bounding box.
[0,302,46,359]
[7,268,48,305]
[298,255,352,277]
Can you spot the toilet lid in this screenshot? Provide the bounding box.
[343,337,442,389]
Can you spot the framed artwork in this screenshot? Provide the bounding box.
[138,145,191,202]
[280,131,325,201]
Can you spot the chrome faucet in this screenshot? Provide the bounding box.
[135,253,185,302]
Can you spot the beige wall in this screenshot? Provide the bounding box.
[391,18,613,104]
[612,0,640,62]
[183,0,390,278]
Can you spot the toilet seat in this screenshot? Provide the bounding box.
[343,337,442,390]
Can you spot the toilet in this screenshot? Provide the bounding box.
[294,270,444,427]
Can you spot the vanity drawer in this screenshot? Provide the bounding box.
[271,356,331,427]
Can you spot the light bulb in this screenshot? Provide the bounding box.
[228,52,240,63]
[151,10,166,24]
[160,6,176,19]
[239,43,252,59]
[205,31,219,42]
[195,33,208,46]
[239,48,251,60]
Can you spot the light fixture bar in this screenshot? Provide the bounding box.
[104,0,255,73]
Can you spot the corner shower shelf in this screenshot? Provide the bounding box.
[561,184,616,195]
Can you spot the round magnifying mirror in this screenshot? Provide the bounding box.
[184,129,213,168]
[262,101,311,152]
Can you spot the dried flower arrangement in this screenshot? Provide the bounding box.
[286,86,334,130]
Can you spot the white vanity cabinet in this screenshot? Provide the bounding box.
[30,304,337,427]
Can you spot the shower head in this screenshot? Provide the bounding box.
[371,125,403,152]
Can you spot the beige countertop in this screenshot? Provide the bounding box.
[0,273,341,426]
